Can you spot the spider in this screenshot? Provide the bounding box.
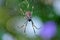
[18,0,40,33]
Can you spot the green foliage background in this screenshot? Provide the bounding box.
[0,0,60,40]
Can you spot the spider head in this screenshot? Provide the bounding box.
[25,11,31,17]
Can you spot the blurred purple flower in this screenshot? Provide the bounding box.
[40,21,57,39]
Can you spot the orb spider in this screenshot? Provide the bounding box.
[18,0,40,33]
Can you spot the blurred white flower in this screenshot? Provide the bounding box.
[53,0,60,16]
[25,16,43,38]
[6,16,43,38]
[2,33,16,40]
[16,16,43,38]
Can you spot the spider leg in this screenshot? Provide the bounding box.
[20,8,25,15]
[31,20,40,30]
[27,3,29,8]
[33,24,40,29]
[17,21,28,29]
[24,20,28,33]
[32,6,34,13]
[31,20,36,33]
[32,24,36,33]
[25,0,29,9]
[17,25,24,29]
